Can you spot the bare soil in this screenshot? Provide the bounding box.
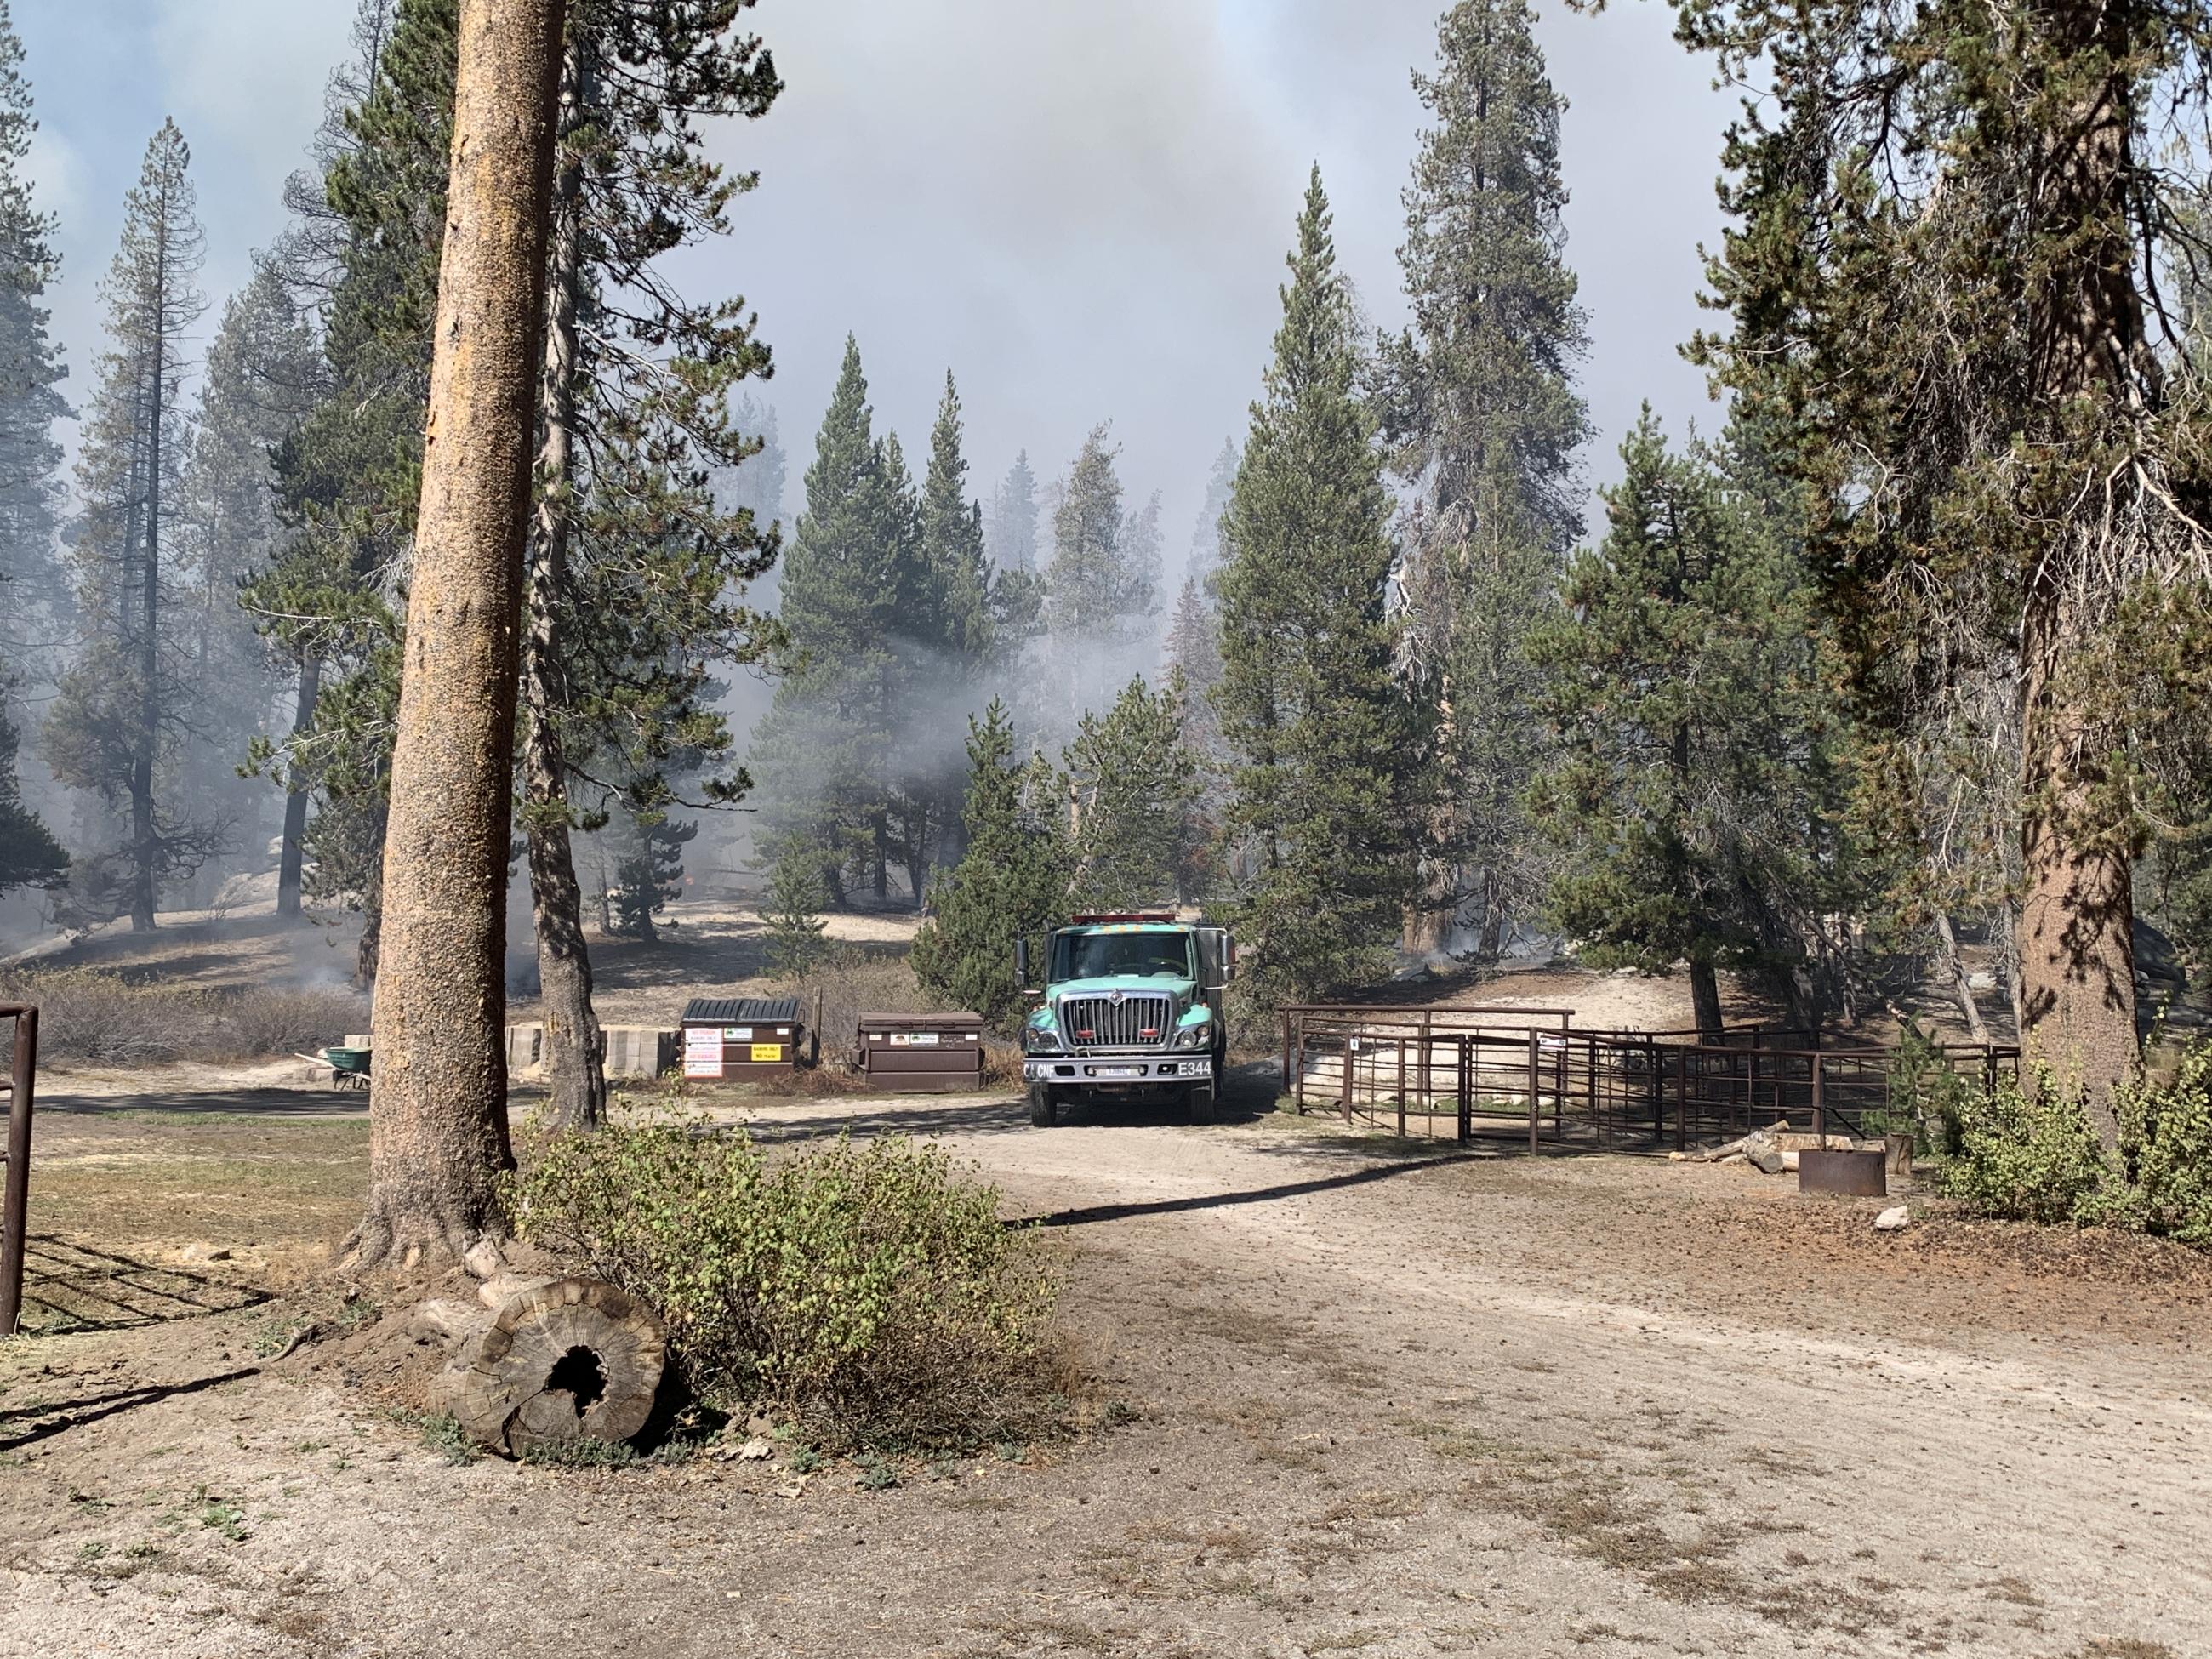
[3,1068,2205,1659]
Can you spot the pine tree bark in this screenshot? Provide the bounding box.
[2012,7,2145,1143]
[522,36,606,1132]
[354,0,567,1270]
[276,655,320,920]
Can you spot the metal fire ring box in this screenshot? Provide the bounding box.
[856,1012,985,1093]
[1799,1148,1888,1198]
[680,997,803,1082]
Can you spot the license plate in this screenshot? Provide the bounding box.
[1094,1064,1144,1080]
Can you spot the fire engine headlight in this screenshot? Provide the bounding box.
[1173,1019,1210,1050]
[1024,1024,1063,1054]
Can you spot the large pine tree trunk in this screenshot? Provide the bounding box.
[2011,7,2145,1144]
[2017,597,2135,1143]
[276,655,320,920]
[522,39,606,1132]
[355,0,567,1270]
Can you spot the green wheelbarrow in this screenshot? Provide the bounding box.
[298,1046,373,1092]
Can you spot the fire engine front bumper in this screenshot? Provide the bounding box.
[1023,1057,1214,1086]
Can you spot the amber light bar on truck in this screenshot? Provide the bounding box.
[1068,911,1178,925]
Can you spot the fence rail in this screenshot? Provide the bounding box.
[1277,1003,2013,1154]
[1,1003,38,1336]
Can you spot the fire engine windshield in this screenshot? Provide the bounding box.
[1052,931,1194,982]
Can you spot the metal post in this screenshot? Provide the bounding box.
[1293,1012,1306,1114]
[1526,1029,1541,1155]
[1418,1011,1432,1109]
[1280,1010,1292,1097]
[1588,1035,1603,1148]
[1648,1035,1662,1141]
[1,1007,38,1339]
[1339,1034,1354,1126]
[1395,1035,1407,1138]
[1813,1052,1827,1148]
[1675,1046,1689,1154]
[1457,1035,1472,1144]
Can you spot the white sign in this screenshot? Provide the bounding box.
[723,1026,753,1040]
[684,1027,724,1078]
[889,1032,941,1046]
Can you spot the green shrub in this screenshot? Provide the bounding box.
[2105,1046,2212,1245]
[1936,1062,2113,1225]
[762,856,831,981]
[507,1112,1061,1451]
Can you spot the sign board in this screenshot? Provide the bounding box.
[750,1044,782,1063]
[723,1026,752,1040]
[683,1027,724,1079]
[889,1032,941,1047]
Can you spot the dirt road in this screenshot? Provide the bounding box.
[4,1082,2205,1658]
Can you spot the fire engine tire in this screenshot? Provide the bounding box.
[1028,1083,1058,1128]
[1186,1081,1216,1125]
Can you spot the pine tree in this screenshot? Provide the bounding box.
[0,2,66,885]
[519,0,782,1126]
[1383,0,1589,960]
[173,266,323,886]
[245,0,454,963]
[761,850,829,978]
[1217,168,1425,1007]
[984,449,1039,572]
[1063,672,1207,909]
[0,0,66,676]
[910,699,1071,1033]
[1530,410,1847,1035]
[750,337,907,901]
[44,121,214,931]
[1673,0,2212,1129]
[1044,425,1152,727]
[1186,436,1238,586]
[1165,573,1229,843]
[714,393,785,527]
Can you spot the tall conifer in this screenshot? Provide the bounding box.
[1217,168,1424,1006]
[1384,0,1588,960]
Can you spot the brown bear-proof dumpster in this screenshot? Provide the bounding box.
[856,1012,985,1093]
[680,997,803,1082]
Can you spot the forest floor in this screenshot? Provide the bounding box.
[5,1058,2208,1659]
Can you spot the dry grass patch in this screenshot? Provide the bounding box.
[1,968,365,1064]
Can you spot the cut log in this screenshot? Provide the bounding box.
[431,1277,665,1457]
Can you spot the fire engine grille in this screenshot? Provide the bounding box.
[1058,993,1173,1051]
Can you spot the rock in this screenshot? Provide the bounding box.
[737,1437,773,1461]
[1873,1205,1910,1232]
[1966,971,1997,992]
[1667,1151,1687,1163]
[173,1242,232,1264]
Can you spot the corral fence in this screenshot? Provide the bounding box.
[1278,1003,2015,1154]
[1,1003,37,1336]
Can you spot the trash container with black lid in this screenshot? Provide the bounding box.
[680,997,804,1081]
[856,1012,986,1093]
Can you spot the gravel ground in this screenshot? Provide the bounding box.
[2,1076,2204,1659]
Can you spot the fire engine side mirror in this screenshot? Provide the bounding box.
[1015,936,1035,995]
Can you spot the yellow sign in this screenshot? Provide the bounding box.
[750,1043,784,1063]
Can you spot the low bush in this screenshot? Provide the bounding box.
[1940,1045,2212,1246]
[0,968,367,1064]
[507,1110,1062,1451]
[1937,1062,2111,1225]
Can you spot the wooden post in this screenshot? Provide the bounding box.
[1280,1010,1292,1097]
[1526,1029,1541,1155]
[1457,1035,1472,1144]
[1419,1010,1432,1109]
[0,1007,37,1337]
[1339,1034,1354,1126]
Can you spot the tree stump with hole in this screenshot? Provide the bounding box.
[431,1277,665,1457]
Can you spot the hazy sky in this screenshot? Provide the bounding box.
[21,0,1733,568]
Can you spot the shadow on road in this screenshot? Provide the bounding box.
[42,1087,368,1118]
[1011,1152,1480,1230]
[0,1365,263,1453]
